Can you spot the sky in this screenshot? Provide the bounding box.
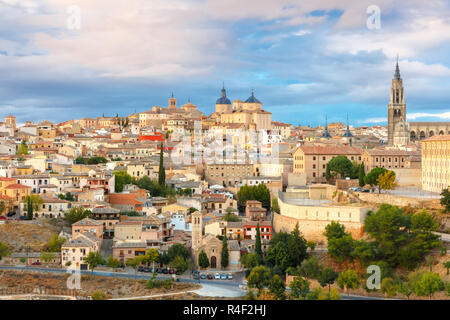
[0,0,449,126]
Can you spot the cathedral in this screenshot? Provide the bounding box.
[388,60,450,146]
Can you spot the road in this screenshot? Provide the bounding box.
[0,266,389,300]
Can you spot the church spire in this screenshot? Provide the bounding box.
[394,55,401,80]
[343,114,353,138]
[322,116,331,138]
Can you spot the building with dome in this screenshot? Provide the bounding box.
[219,87,272,130]
[215,84,232,114]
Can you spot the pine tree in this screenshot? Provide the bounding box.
[255,222,263,265]
[358,162,366,187]
[158,142,166,186]
[221,233,229,268]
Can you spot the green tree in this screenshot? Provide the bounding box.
[268,274,286,300]
[289,276,310,299]
[169,256,190,274]
[85,251,105,274]
[299,256,322,280]
[326,156,353,179]
[358,163,366,187]
[324,221,347,239]
[167,244,190,262]
[380,277,398,296]
[271,198,280,214]
[106,255,121,269]
[398,280,413,299]
[40,252,55,264]
[64,206,92,224]
[247,266,271,292]
[377,170,397,194]
[440,188,450,213]
[287,223,308,267]
[266,241,290,272]
[444,261,450,275]
[17,140,29,155]
[223,211,240,222]
[413,272,444,299]
[318,268,339,295]
[337,269,360,295]
[240,252,259,269]
[0,242,11,260]
[255,223,263,264]
[142,248,159,269]
[237,184,270,208]
[363,167,387,192]
[47,234,66,252]
[24,195,43,220]
[221,235,229,268]
[198,250,209,269]
[113,170,135,193]
[158,142,166,186]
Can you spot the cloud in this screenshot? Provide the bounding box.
[407,112,450,120]
[0,0,449,125]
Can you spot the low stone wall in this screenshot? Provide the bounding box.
[273,213,364,245]
[356,192,441,209]
[394,168,421,187]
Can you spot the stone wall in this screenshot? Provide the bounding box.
[394,168,421,187]
[356,192,441,209]
[273,213,364,245]
[287,172,307,187]
[274,196,371,244]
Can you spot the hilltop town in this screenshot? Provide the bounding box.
[0,64,449,300]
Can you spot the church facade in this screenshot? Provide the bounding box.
[388,61,450,146]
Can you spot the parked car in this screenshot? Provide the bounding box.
[221,273,227,280]
[156,268,162,273]
[162,268,169,274]
[143,267,150,273]
[207,274,213,280]
[169,268,175,274]
[137,266,144,272]
[215,272,220,280]
[193,273,200,280]
[31,262,41,265]
[200,274,207,279]
[228,273,233,280]
[360,189,370,193]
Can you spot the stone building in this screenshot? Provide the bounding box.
[361,148,411,172]
[191,211,241,270]
[421,135,450,193]
[387,60,450,145]
[293,145,362,183]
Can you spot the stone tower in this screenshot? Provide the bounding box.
[5,115,16,129]
[191,211,202,251]
[387,58,408,145]
[168,92,177,110]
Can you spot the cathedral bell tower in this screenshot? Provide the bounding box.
[388,58,407,145]
[191,211,202,251]
[168,92,177,110]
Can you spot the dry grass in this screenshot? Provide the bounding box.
[0,270,200,299]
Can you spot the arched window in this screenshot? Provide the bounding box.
[429,131,434,137]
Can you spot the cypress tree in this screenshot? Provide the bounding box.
[255,222,263,264]
[221,232,229,268]
[158,142,165,186]
[358,162,366,187]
